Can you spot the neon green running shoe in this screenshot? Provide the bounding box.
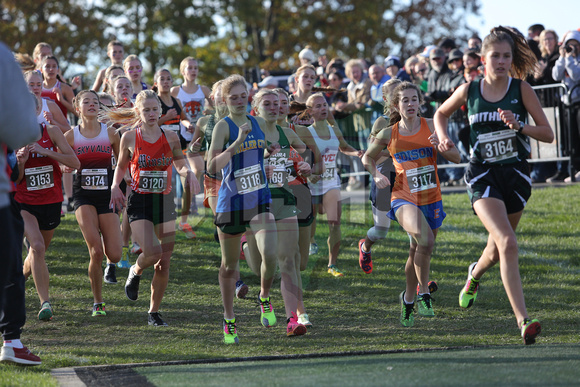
[92,302,106,317]
[259,295,277,327]
[117,246,131,268]
[520,318,541,345]
[399,291,414,327]
[459,262,479,308]
[327,265,344,277]
[417,293,435,317]
[223,318,239,344]
[38,301,53,321]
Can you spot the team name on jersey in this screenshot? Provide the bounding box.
[137,153,172,168]
[31,146,55,158]
[468,111,521,125]
[76,144,112,155]
[393,147,433,163]
[235,139,266,155]
[322,153,336,163]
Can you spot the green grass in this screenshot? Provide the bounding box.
[1,185,579,384]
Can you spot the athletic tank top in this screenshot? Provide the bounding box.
[72,123,113,193]
[467,78,530,165]
[202,115,221,179]
[387,118,441,206]
[41,80,67,117]
[159,95,188,150]
[15,123,63,205]
[177,85,205,126]
[266,125,295,198]
[129,128,173,195]
[287,122,307,186]
[307,123,340,196]
[215,115,270,213]
[132,81,148,100]
[37,98,50,125]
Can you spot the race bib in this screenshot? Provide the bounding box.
[268,158,293,187]
[81,169,108,190]
[234,164,265,195]
[478,130,517,163]
[321,161,336,181]
[25,165,54,191]
[406,165,437,193]
[138,170,167,193]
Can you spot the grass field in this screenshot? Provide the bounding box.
[1,185,579,386]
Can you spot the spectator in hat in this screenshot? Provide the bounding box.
[257,76,278,89]
[299,46,316,66]
[384,56,411,82]
[468,34,482,51]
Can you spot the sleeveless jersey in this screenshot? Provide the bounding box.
[159,95,188,150]
[177,86,204,144]
[216,115,270,213]
[266,125,295,198]
[72,123,113,193]
[41,80,67,117]
[131,81,148,100]
[129,128,173,195]
[387,118,441,206]
[287,122,307,186]
[307,123,340,196]
[15,123,63,205]
[467,78,530,165]
[37,98,50,125]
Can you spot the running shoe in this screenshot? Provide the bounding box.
[399,291,414,327]
[459,262,479,308]
[148,312,168,327]
[239,235,247,260]
[125,265,141,301]
[235,279,249,299]
[358,239,373,274]
[520,318,541,345]
[287,312,307,337]
[117,246,132,268]
[417,293,435,317]
[38,301,53,321]
[0,346,41,366]
[130,242,142,255]
[417,280,438,295]
[309,242,318,255]
[327,264,344,277]
[259,295,277,327]
[178,222,196,239]
[297,313,313,328]
[104,263,117,284]
[92,302,106,317]
[223,318,239,344]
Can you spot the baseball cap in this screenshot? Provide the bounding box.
[299,47,316,63]
[384,56,402,69]
[429,48,445,59]
[447,49,464,63]
[257,76,278,88]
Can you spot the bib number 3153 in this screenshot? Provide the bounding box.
[25,165,54,191]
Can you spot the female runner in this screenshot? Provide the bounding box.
[40,56,76,117]
[434,26,553,344]
[154,68,196,237]
[363,82,459,327]
[107,90,199,326]
[302,93,363,277]
[123,55,149,99]
[207,74,277,344]
[65,90,122,316]
[16,94,80,321]
[172,57,212,216]
[24,70,70,133]
[244,89,310,336]
[92,41,125,92]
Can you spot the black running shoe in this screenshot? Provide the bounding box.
[148,312,168,327]
[125,265,140,301]
[104,264,117,284]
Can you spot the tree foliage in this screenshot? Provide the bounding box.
[1,0,480,85]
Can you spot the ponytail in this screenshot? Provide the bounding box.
[482,26,537,80]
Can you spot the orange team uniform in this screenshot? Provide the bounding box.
[387,117,441,206]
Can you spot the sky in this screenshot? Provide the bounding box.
[470,0,578,43]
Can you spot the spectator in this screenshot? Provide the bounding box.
[527,24,545,60]
[368,64,390,120]
[404,56,419,82]
[438,38,456,54]
[384,56,411,82]
[299,46,316,66]
[463,48,482,72]
[549,30,580,182]
[257,75,278,89]
[468,34,482,51]
[0,42,43,366]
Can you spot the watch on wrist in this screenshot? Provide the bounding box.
[517,121,525,133]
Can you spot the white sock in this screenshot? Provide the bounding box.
[3,339,23,349]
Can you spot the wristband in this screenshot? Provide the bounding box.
[517,121,525,134]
